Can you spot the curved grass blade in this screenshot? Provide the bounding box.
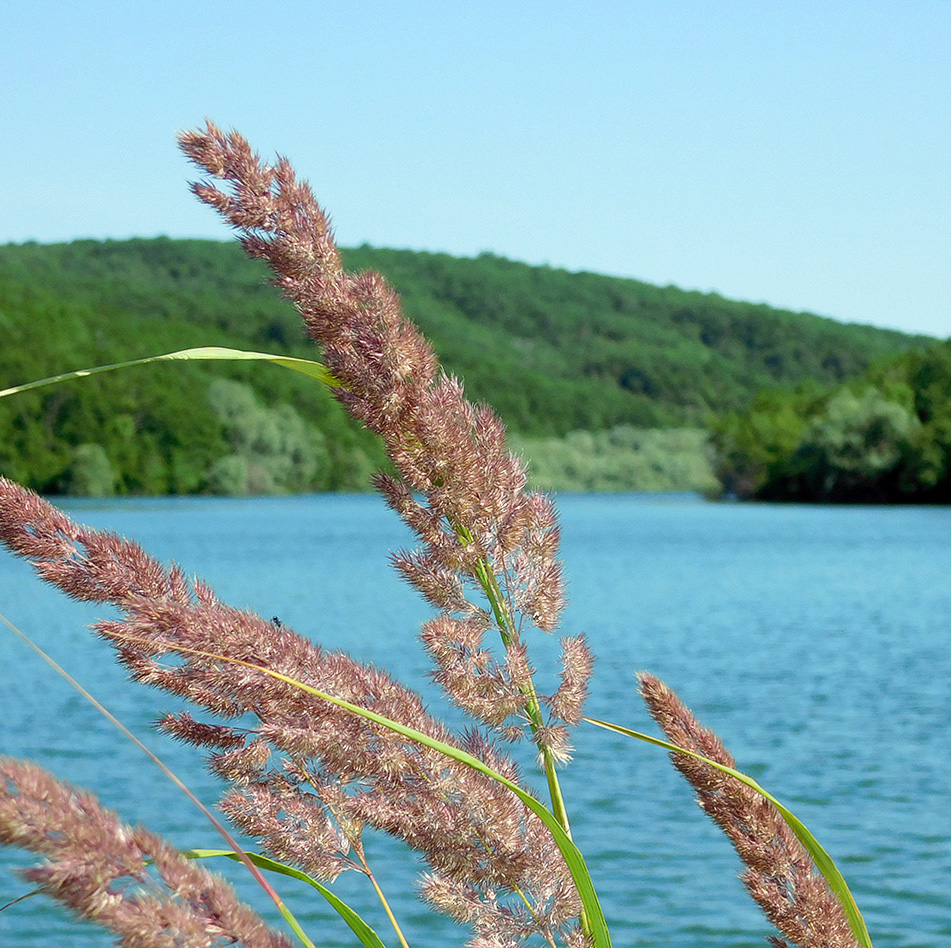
[0,889,42,913]
[0,609,317,948]
[0,346,341,399]
[583,715,872,948]
[117,638,612,948]
[186,850,388,948]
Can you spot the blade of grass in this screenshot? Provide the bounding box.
[0,609,318,948]
[186,850,389,948]
[113,636,613,948]
[0,346,341,399]
[582,715,872,948]
[0,889,42,913]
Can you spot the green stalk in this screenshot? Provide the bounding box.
[458,526,573,835]
[291,756,410,948]
[365,868,411,948]
[456,526,587,936]
[473,553,575,836]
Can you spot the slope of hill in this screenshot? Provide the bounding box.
[343,245,928,429]
[0,237,929,494]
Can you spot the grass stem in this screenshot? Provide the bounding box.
[454,525,589,936]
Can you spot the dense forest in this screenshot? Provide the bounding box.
[713,340,951,502]
[0,237,936,496]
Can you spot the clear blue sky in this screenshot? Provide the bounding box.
[3,1,949,337]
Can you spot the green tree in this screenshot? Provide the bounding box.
[783,388,919,501]
[58,443,118,496]
[513,426,719,494]
[711,389,814,497]
[206,379,329,494]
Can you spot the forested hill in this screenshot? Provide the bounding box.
[0,237,930,495]
[343,245,926,429]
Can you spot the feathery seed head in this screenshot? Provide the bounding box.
[177,123,589,751]
[0,476,580,944]
[638,673,859,948]
[0,758,293,948]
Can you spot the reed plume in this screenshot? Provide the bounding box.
[0,476,582,947]
[0,121,868,948]
[0,122,594,947]
[177,122,593,773]
[638,673,859,948]
[0,757,292,948]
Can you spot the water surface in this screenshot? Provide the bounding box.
[1,494,948,946]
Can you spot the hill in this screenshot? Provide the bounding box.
[344,245,926,431]
[0,237,930,495]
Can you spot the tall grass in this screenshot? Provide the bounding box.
[0,123,870,948]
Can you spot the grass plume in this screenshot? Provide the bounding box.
[0,121,873,948]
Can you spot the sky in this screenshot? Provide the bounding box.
[2,1,949,337]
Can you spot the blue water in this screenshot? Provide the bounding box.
[1,494,949,946]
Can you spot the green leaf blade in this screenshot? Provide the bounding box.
[260,671,614,948]
[185,849,389,948]
[149,644,612,948]
[0,346,340,399]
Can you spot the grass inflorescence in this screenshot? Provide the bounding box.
[0,122,870,948]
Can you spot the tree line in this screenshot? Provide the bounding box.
[0,237,935,497]
[712,340,951,502]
